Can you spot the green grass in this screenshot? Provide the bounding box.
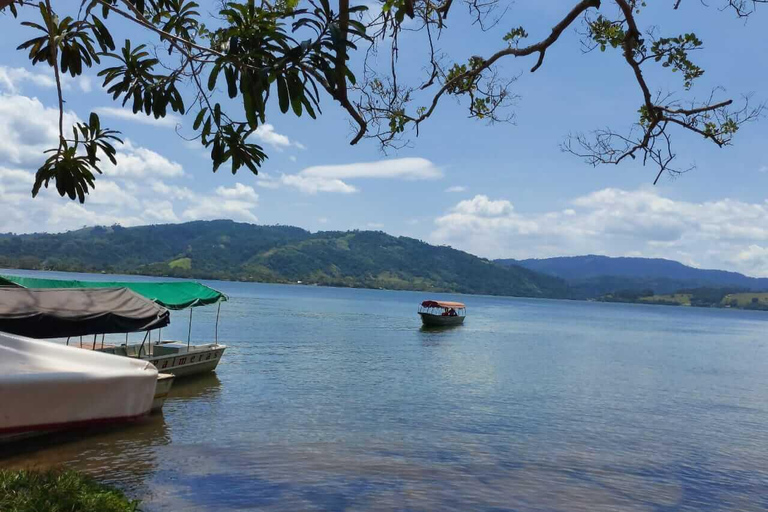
[0,469,139,512]
[168,257,192,270]
[722,292,768,307]
[639,293,692,305]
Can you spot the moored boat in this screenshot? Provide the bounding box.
[0,275,229,378]
[0,287,175,430]
[418,300,467,327]
[0,331,159,441]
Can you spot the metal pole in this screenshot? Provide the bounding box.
[79,336,82,348]
[101,333,105,348]
[93,334,97,350]
[66,337,70,346]
[138,331,149,358]
[187,307,193,349]
[125,333,128,345]
[214,302,221,347]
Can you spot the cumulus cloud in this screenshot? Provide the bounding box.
[103,140,184,178]
[215,183,259,202]
[252,124,305,150]
[280,174,358,194]
[431,188,768,277]
[0,92,261,233]
[182,199,258,223]
[0,94,80,167]
[93,106,182,128]
[254,171,281,189]
[0,167,34,191]
[150,180,197,200]
[0,66,91,94]
[88,180,139,207]
[445,185,467,193]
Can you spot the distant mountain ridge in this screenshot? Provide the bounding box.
[0,220,569,298]
[496,255,768,297]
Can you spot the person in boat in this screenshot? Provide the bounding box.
[442,308,449,316]
[449,308,457,317]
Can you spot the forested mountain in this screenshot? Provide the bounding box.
[496,255,768,297]
[0,221,569,298]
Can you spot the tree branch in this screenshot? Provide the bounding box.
[413,0,601,127]
[44,0,65,148]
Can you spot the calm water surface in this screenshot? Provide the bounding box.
[3,273,768,511]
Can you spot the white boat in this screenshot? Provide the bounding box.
[0,275,229,378]
[0,332,159,441]
[101,341,226,377]
[152,373,175,412]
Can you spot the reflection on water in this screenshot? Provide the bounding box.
[0,414,170,489]
[167,372,222,401]
[3,277,768,511]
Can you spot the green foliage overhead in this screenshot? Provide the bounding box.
[2,0,764,200]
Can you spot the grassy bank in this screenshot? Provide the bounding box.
[0,469,139,512]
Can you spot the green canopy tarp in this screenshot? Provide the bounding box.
[0,275,227,310]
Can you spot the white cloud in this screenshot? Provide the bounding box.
[0,66,92,94]
[760,165,768,173]
[318,217,329,224]
[0,94,80,167]
[94,106,182,128]
[142,200,179,223]
[149,180,197,200]
[88,180,139,207]
[77,76,93,93]
[453,195,515,217]
[0,167,34,190]
[301,157,442,180]
[0,92,263,233]
[432,188,768,277]
[278,157,442,194]
[215,183,259,202]
[280,174,358,194]
[182,198,258,223]
[181,184,259,223]
[252,124,304,150]
[103,140,184,178]
[0,67,55,93]
[445,185,467,193]
[254,172,281,189]
[367,222,384,229]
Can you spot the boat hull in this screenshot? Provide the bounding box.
[146,345,226,378]
[151,373,175,412]
[98,342,226,378]
[0,332,157,441]
[419,313,466,327]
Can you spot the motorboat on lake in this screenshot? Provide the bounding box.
[418,300,466,327]
[0,275,228,378]
[0,288,172,441]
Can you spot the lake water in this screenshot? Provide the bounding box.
[3,274,768,511]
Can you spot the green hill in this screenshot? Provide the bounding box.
[0,220,569,298]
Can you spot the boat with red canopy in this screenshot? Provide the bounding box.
[418,300,466,327]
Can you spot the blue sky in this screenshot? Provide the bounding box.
[0,1,767,274]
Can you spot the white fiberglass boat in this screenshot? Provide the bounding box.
[0,332,159,441]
